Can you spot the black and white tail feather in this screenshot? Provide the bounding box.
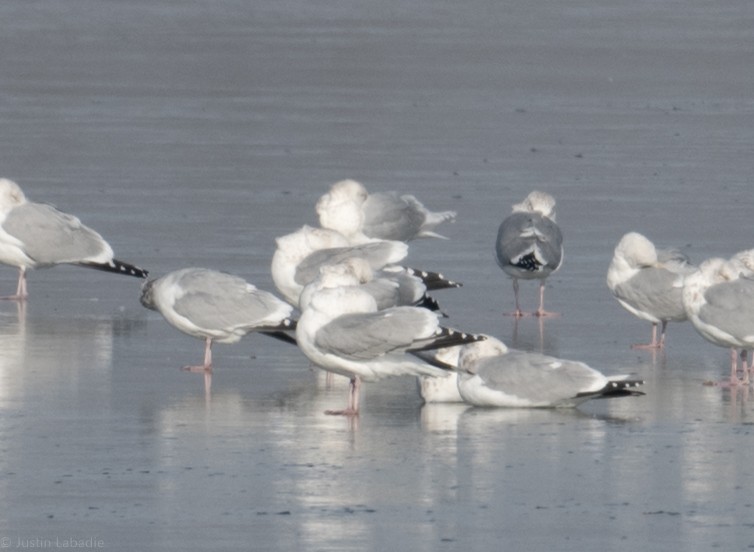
[414,294,447,316]
[82,259,149,279]
[511,251,542,272]
[577,379,645,401]
[411,327,486,356]
[259,318,299,345]
[403,267,462,290]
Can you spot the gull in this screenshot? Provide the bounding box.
[456,336,645,408]
[415,345,465,403]
[140,267,295,372]
[271,225,459,309]
[682,255,754,386]
[271,225,408,307]
[316,179,456,244]
[296,264,483,416]
[0,178,147,299]
[495,191,563,317]
[607,232,695,349]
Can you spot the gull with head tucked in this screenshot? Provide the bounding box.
[140,268,295,373]
[456,336,644,408]
[0,178,147,299]
[316,179,457,244]
[295,263,483,416]
[607,232,695,350]
[682,254,754,386]
[495,191,563,317]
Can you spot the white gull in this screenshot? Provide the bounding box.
[457,336,644,408]
[295,264,483,416]
[0,178,147,299]
[316,179,456,244]
[140,267,294,372]
[682,254,754,386]
[607,231,695,350]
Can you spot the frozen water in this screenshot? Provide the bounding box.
[0,1,753,550]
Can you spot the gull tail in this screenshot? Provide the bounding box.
[579,379,645,400]
[403,267,462,290]
[259,318,298,345]
[414,294,447,317]
[81,259,149,279]
[411,328,486,355]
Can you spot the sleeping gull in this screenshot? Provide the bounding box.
[296,264,484,416]
[607,232,695,349]
[272,225,458,309]
[682,255,754,386]
[271,225,408,306]
[0,178,148,299]
[316,179,456,244]
[495,191,563,317]
[415,345,465,403]
[456,336,645,408]
[140,267,295,372]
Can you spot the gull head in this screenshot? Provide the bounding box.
[139,278,158,311]
[0,178,27,214]
[316,180,370,240]
[458,336,508,374]
[613,232,658,268]
[511,191,557,221]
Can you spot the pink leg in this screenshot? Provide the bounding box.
[183,337,213,372]
[503,279,526,318]
[203,370,213,399]
[632,322,664,350]
[325,376,361,416]
[1,268,28,301]
[534,280,559,318]
[716,348,743,387]
[741,350,750,385]
[729,348,742,386]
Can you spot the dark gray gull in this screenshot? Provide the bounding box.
[495,191,563,317]
[607,232,695,350]
[296,264,483,416]
[316,179,456,244]
[0,178,147,299]
[140,268,295,372]
[682,256,754,386]
[456,336,644,408]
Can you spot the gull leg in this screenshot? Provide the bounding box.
[725,348,741,386]
[1,268,28,301]
[632,322,663,350]
[325,376,361,416]
[183,337,214,372]
[658,320,668,349]
[741,350,750,385]
[534,280,559,318]
[503,279,526,318]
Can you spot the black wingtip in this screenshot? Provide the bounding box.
[582,379,646,400]
[404,267,462,290]
[82,259,149,279]
[414,294,447,316]
[412,327,486,353]
[258,319,298,345]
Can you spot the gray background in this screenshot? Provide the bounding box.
[0,1,752,550]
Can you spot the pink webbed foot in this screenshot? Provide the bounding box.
[182,364,213,373]
[534,309,560,318]
[325,377,361,416]
[324,408,359,417]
